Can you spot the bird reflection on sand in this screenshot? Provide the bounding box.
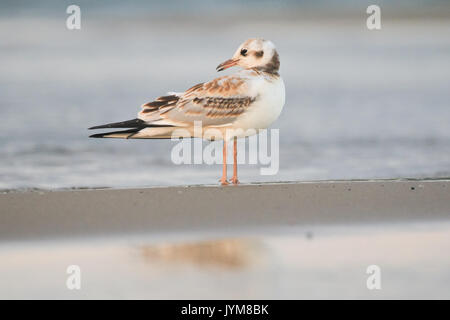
[139,238,261,269]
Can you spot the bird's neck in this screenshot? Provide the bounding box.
[251,51,280,76]
[251,67,280,77]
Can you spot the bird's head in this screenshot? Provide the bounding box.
[216,38,280,74]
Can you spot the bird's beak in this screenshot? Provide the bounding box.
[216,58,238,72]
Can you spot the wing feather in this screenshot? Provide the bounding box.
[138,74,258,126]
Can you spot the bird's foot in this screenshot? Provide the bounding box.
[220,179,229,186]
[230,177,239,185]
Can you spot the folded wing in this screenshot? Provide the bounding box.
[138,74,257,127]
[89,73,259,139]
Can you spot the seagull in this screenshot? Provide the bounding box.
[89,38,285,185]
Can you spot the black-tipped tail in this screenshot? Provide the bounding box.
[89,118,176,139]
[89,128,141,139]
[88,118,147,130]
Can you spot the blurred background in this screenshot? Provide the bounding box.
[1,0,450,189]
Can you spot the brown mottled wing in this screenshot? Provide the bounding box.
[138,95,180,122]
[138,75,257,126]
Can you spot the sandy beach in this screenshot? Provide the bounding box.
[0,179,450,299]
[1,179,450,299]
[1,179,449,241]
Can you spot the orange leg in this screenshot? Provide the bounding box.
[231,137,239,185]
[220,140,229,185]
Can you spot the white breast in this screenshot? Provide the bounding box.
[232,76,285,133]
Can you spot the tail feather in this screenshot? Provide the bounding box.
[89,118,176,139]
[89,128,141,139]
[88,118,147,130]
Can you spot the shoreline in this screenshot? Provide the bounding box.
[1,179,449,242]
[3,177,450,193]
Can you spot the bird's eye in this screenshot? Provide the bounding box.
[240,49,248,56]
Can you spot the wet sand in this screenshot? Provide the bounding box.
[1,179,450,299]
[1,179,449,241]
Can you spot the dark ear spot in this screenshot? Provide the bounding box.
[255,50,264,58]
